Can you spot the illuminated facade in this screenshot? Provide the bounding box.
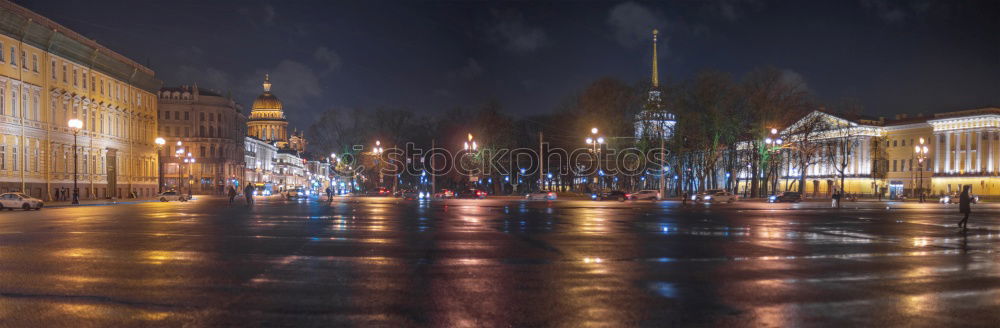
[0,2,160,200]
[741,108,1000,198]
[157,85,247,194]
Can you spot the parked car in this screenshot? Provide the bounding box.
[630,190,660,200]
[433,189,456,199]
[457,189,488,199]
[939,193,979,204]
[594,190,630,201]
[158,191,188,202]
[525,191,557,200]
[0,193,43,210]
[768,192,802,203]
[700,190,739,203]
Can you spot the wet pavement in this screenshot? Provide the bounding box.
[1,196,999,326]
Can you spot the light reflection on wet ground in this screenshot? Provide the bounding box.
[1,197,1000,326]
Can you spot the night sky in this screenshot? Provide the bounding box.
[19,0,999,128]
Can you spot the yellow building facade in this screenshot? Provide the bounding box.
[0,2,160,200]
[749,108,1000,199]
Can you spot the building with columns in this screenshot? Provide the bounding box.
[745,108,1000,198]
[0,2,160,200]
[157,85,247,194]
[247,74,288,146]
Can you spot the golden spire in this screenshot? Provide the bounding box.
[263,73,272,92]
[651,29,659,88]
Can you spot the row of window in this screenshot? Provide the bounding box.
[0,41,38,73]
[49,98,155,142]
[159,110,227,124]
[161,125,231,139]
[0,143,154,177]
[891,159,931,172]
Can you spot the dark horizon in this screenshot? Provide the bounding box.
[18,0,1000,128]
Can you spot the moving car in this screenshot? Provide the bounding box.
[457,189,488,199]
[939,193,979,204]
[768,192,802,203]
[368,187,391,197]
[594,190,630,201]
[700,190,739,203]
[630,190,660,200]
[0,193,43,210]
[433,189,455,199]
[692,189,725,201]
[399,189,430,200]
[286,187,307,199]
[158,191,189,202]
[525,191,557,200]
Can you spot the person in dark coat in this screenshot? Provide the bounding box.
[958,186,972,231]
[243,185,255,205]
[228,186,237,204]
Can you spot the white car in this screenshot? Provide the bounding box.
[525,191,557,200]
[700,191,739,203]
[631,190,660,200]
[158,191,189,202]
[0,193,43,210]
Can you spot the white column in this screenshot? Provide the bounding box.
[986,131,994,173]
[976,130,982,173]
[945,133,951,173]
[934,133,941,173]
[966,131,973,172]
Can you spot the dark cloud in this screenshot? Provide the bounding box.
[313,46,342,75]
[448,58,484,81]
[607,1,665,47]
[488,11,547,54]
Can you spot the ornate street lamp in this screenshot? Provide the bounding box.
[184,152,195,197]
[155,137,165,193]
[585,128,605,193]
[915,137,930,203]
[68,119,83,204]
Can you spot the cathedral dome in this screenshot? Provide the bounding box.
[252,92,282,111]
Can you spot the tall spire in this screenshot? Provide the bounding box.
[651,29,659,88]
[263,73,272,92]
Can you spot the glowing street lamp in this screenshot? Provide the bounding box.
[68,119,83,204]
[915,137,930,202]
[155,137,166,193]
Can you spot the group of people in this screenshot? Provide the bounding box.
[226,185,257,205]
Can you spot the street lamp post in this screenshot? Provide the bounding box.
[585,128,605,194]
[373,140,384,190]
[915,138,929,203]
[763,128,784,197]
[464,134,481,188]
[184,152,195,197]
[68,119,83,204]
[174,141,183,194]
[155,137,165,193]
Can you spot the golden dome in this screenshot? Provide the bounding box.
[252,92,283,111]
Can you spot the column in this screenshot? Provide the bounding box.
[976,130,982,173]
[966,131,973,172]
[945,133,951,173]
[934,133,941,173]
[986,131,994,173]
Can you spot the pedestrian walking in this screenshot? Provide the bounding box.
[244,185,255,205]
[682,192,688,206]
[831,189,840,208]
[325,187,333,203]
[958,185,972,231]
[228,186,237,205]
